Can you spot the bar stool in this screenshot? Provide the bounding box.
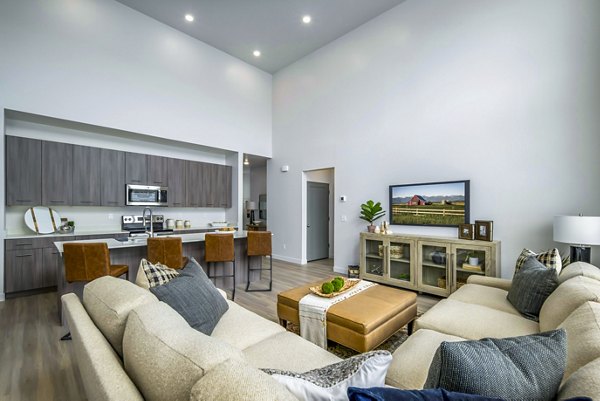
[147,237,188,269]
[204,233,236,300]
[246,231,272,292]
[63,242,129,283]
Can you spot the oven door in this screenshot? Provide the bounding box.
[126,185,168,206]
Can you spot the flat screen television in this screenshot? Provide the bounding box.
[389,180,470,227]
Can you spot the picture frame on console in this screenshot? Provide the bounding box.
[458,223,475,240]
[475,220,493,241]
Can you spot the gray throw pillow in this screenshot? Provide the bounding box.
[150,257,229,335]
[507,256,559,320]
[424,329,567,401]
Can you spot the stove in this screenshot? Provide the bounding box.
[121,215,173,235]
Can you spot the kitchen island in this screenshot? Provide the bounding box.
[54,231,261,322]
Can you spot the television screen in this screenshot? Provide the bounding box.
[389,180,470,227]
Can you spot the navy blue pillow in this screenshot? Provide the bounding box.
[150,257,228,335]
[347,387,501,401]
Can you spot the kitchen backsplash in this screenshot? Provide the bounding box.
[5,206,229,235]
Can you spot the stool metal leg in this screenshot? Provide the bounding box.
[231,260,236,301]
[246,254,273,292]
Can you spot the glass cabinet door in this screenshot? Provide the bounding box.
[452,244,490,292]
[418,241,451,296]
[363,238,385,278]
[387,239,415,287]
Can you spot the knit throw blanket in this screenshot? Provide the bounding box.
[298,280,377,349]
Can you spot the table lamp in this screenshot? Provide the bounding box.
[553,215,600,263]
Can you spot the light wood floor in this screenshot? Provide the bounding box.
[0,258,439,401]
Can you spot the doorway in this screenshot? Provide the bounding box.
[307,181,330,261]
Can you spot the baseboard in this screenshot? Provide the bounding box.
[333,265,347,274]
[272,254,304,265]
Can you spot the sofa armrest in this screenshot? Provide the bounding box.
[466,276,512,291]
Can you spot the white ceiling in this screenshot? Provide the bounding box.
[115,0,405,74]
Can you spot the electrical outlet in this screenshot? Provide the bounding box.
[283,244,287,250]
[341,215,347,222]
[108,213,114,220]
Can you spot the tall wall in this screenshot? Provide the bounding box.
[0,0,272,300]
[270,0,600,276]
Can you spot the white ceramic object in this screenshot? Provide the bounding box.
[468,257,480,266]
[24,207,62,234]
[210,222,228,228]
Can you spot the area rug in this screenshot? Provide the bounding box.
[286,313,422,359]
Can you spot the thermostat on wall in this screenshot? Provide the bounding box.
[281,165,289,172]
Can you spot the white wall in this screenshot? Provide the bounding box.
[0,0,272,156]
[270,0,600,277]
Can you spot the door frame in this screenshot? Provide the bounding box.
[306,181,330,262]
[301,168,335,265]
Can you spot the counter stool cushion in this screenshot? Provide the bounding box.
[247,231,272,256]
[83,276,158,357]
[205,234,235,262]
[147,237,188,269]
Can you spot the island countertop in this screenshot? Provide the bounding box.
[53,231,248,254]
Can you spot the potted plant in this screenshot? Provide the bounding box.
[359,200,386,233]
[464,251,479,266]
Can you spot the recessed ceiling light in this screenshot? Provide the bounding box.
[253,50,261,57]
[302,15,312,24]
[185,14,194,22]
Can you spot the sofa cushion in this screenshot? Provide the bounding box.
[559,262,600,285]
[414,299,539,340]
[243,331,341,372]
[424,329,567,401]
[557,357,600,401]
[190,359,298,401]
[139,258,179,288]
[558,301,600,380]
[449,284,519,315]
[387,329,464,389]
[82,276,158,357]
[507,256,559,321]
[211,301,286,350]
[539,276,600,331]
[263,350,392,401]
[515,248,562,274]
[149,258,228,335]
[122,301,244,401]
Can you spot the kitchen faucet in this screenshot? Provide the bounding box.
[142,207,154,238]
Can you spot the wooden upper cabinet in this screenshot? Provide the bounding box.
[42,141,73,206]
[72,145,101,206]
[125,152,147,185]
[147,155,168,187]
[5,136,42,206]
[168,158,186,207]
[100,149,125,207]
[185,161,204,207]
[202,164,232,208]
[217,165,232,208]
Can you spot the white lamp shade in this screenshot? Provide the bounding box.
[246,201,256,210]
[553,215,600,245]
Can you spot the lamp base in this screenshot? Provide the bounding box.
[570,246,591,264]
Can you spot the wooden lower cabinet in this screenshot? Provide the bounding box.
[5,249,43,293]
[360,232,500,297]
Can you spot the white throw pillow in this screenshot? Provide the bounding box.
[262,350,392,401]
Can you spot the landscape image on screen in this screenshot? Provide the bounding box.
[390,181,468,226]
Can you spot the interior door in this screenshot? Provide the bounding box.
[307,181,329,261]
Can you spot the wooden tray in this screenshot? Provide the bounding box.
[309,278,361,298]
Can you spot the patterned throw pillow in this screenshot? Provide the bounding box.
[140,258,180,288]
[515,248,562,274]
[262,350,392,401]
[424,330,567,401]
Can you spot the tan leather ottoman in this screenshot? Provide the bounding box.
[277,280,417,353]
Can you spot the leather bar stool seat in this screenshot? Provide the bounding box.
[63,242,129,283]
[147,237,188,269]
[204,233,236,300]
[246,231,272,292]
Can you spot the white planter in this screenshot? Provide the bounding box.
[468,257,479,266]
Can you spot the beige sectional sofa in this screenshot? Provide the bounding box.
[388,261,600,400]
[63,261,600,401]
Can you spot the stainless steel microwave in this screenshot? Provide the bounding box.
[126,185,168,206]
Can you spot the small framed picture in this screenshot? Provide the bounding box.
[458,224,474,240]
[475,220,493,241]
